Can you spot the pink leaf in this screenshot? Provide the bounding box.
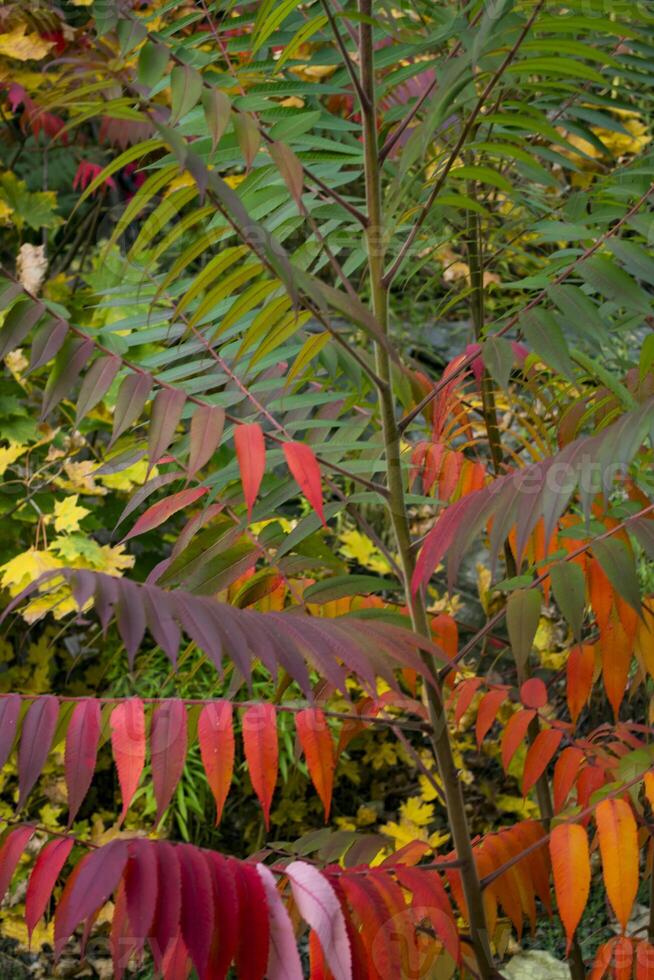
[0,825,34,904]
[55,839,129,956]
[151,700,187,825]
[148,387,187,471]
[26,837,74,940]
[285,861,352,980]
[65,699,101,826]
[256,864,303,980]
[283,442,326,526]
[125,839,158,955]
[123,486,208,541]
[0,694,21,770]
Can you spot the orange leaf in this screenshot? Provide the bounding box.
[452,677,482,727]
[198,701,234,825]
[522,728,563,795]
[635,599,654,678]
[234,423,266,519]
[567,644,595,724]
[295,708,336,821]
[475,688,507,747]
[552,746,585,813]
[242,704,278,829]
[601,615,632,718]
[613,936,634,980]
[636,940,654,978]
[550,823,590,954]
[589,557,613,632]
[596,798,639,932]
[501,709,536,772]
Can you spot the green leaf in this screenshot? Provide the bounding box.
[506,588,542,671]
[202,88,231,151]
[550,561,585,641]
[303,575,396,604]
[579,255,650,313]
[520,308,574,379]
[592,538,641,614]
[170,65,203,124]
[137,42,169,89]
[483,336,514,390]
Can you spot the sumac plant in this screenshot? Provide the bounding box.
[1,0,654,977]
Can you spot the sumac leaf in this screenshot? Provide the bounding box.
[283,442,326,526]
[26,837,74,940]
[110,699,146,823]
[242,704,278,829]
[64,698,101,826]
[54,839,129,956]
[75,355,121,424]
[187,403,225,479]
[295,708,335,820]
[111,373,153,446]
[148,387,186,470]
[235,423,266,519]
[549,823,590,954]
[151,700,187,825]
[285,861,351,980]
[596,798,638,932]
[0,825,34,904]
[18,696,59,809]
[123,486,208,541]
[198,701,234,825]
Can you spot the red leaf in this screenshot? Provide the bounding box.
[179,843,214,978]
[553,746,585,812]
[452,677,482,727]
[235,423,266,519]
[198,701,234,825]
[0,825,34,904]
[26,837,74,940]
[242,704,278,829]
[475,688,507,747]
[0,694,21,769]
[123,486,208,541]
[520,678,548,709]
[18,696,59,809]
[231,858,270,980]
[151,700,188,825]
[151,841,181,972]
[54,839,129,956]
[187,404,225,480]
[567,644,595,724]
[501,709,536,771]
[110,699,146,824]
[148,387,186,470]
[204,852,239,979]
[283,442,326,526]
[522,728,563,795]
[125,839,158,955]
[64,699,101,826]
[295,708,335,820]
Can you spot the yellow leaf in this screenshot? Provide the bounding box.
[0,549,62,596]
[0,442,26,476]
[400,796,435,827]
[52,495,90,533]
[0,24,54,61]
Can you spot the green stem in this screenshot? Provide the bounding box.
[358,6,494,976]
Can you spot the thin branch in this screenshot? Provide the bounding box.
[320,0,370,111]
[398,181,654,433]
[383,0,545,288]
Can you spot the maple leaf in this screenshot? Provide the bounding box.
[0,442,26,477]
[0,25,54,61]
[0,549,62,596]
[53,496,90,534]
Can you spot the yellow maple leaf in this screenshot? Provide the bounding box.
[338,528,391,575]
[0,549,62,596]
[0,442,26,477]
[400,796,434,827]
[0,24,54,61]
[52,495,90,533]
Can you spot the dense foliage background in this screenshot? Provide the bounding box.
[0,0,653,977]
